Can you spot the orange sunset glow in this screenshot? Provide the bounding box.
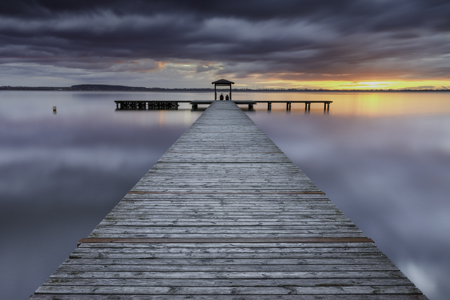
[268,80,450,90]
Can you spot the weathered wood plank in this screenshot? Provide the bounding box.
[30,295,429,300]
[67,253,388,260]
[86,234,369,239]
[42,277,415,287]
[61,258,391,265]
[75,242,379,248]
[35,285,423,295]
[71,246,381,254]
[53,264,401,272]
[49,270,407,279]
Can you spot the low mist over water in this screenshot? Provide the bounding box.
[1,91,449,299]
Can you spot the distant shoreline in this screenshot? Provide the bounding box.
[1,84,449,92]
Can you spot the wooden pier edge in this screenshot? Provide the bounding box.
[30,101,427,299]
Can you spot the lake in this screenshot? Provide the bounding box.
[1,91,449,299]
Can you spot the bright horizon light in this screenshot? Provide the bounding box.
[243,79,450,90]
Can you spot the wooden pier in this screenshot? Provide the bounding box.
[257,100,332,112]
[31,101,426,299]
[115,100,332,111]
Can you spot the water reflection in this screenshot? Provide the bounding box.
[1,91,450,299]
[248,112,450,300]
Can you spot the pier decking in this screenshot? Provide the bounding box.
[31,101,426,299]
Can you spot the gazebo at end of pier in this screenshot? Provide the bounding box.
[212,78,234,100]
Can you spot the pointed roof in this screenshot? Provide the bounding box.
[212,79,235,85]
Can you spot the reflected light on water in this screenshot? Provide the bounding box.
[248,110,450,300]
[235,91,450,117]
[159,110,167,125]
[1,90,450,300]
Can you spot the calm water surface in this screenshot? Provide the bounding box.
[1,91,449,299]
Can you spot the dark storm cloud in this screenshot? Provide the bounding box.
[0,0,449,83]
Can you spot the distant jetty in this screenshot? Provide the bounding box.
[1,84,449,92]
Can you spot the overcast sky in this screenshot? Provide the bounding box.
[1,0,449,89]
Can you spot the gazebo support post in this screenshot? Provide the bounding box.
[212,79,235,101]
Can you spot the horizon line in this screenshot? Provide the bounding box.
[1,84,449,92]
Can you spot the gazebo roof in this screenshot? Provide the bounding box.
[212,79,234,85]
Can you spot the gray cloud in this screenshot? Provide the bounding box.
[0,0,449,86]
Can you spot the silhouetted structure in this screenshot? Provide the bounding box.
[115,100,332,112]
[212,79,234,100]
[115,100,189,110]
